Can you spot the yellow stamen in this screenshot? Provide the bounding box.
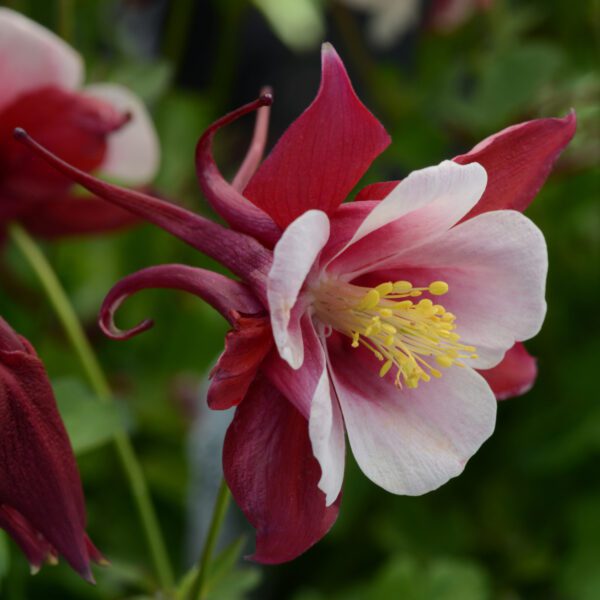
[312,277,475,390]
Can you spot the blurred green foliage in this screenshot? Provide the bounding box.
[0,0,598,598]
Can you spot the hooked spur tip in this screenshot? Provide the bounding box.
[13,127,28,140]
[259,90,274,107]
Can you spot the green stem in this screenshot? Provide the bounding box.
[58,0,74,43]
[188,479,231,600]
[7,223,174,591]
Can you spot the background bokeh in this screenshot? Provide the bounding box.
[0,0,598,598]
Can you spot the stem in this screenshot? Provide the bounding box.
[188,479,231,600]
[7,223,174,591]
[58,0,74,43]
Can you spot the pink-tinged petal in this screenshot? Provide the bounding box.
[243,43,390,229]
[364,210,548,368]
[83,84,160,185]
[223,375,341,563]
[309,348,345,505]
[0,8,83,112]
[99,264,263,340]
[231,87,272,192]
[12,129,272,298]
[195,93,281,246]
[19,193,139,238]
[327,335,496,495]
[455,112,576,219]
[328,161,487,278]
[264,317,345,503]
[268,210,330,368]
[0,319,97,580]
[478,342,538,401]
[0,87,127,202]
[208,313,272,410]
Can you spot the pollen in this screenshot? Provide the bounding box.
[312,278,477,389]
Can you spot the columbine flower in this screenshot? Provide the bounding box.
[0,8,159,238]
[13,43,575,563]
[0,317,103,580]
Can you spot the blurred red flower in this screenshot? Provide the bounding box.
[0,8,159,238]
[0,316,103,580]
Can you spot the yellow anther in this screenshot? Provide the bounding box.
[358,289,380,310]
[435,355,454,368]
[379,359,393,377]
[428,281,449,296]
[393,280,413,293]
[312,277,476,391]
[375,282,394,296]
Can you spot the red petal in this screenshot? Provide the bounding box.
[478,342,538,401]
[354,113,576,214]
[223,375,340,563]
[455,112,576,218]
[244,44,390,229]
[0,85,125,202]
[99,264,263,340]
[18,193,139,238]
[354,180,399,201]
[207,313,272,410]
[0,320,96,580]
[12,129,272,298]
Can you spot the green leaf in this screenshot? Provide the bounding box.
[252,0,324,52]
[53,378,124,455]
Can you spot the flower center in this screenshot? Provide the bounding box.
[312,278,477,389]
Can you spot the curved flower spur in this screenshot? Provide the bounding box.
[13,43,575,563]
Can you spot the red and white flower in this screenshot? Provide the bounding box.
[14,43,575,563]
[0,8,159,237]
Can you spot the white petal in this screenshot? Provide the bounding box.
[0,8,83,111]
[268,210,330,368]
[330,347,497,495]
[83,83,160,184]
[309,355,345,506]
[328,161,487,277]
[379,210,548,368]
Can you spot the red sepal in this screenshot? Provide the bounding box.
[223,376,340,563]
